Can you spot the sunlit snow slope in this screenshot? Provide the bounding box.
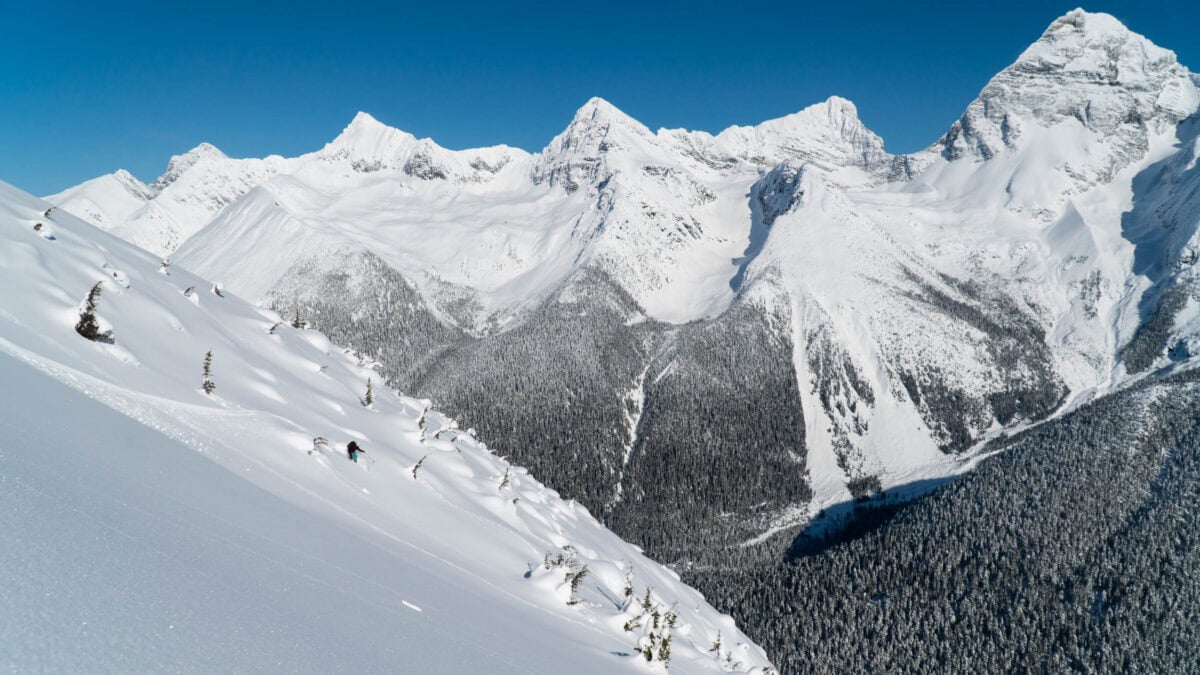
[0,181,772,673]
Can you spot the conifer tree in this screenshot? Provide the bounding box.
[75,282,111,342]
[202,351,216,394]
[364,378,374,407]
[566,565,589,606]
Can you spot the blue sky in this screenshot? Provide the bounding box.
[3,1,1198,195]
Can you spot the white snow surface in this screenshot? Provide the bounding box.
[0,180,772,673]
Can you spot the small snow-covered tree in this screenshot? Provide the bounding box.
[417,404,431,442]
[75,282,112,342]
[566,565,589,606]
[629,596,677,667]
[202,351,216,394]
[291,308,306,329]
[657,628,672,666]
[499,467,511,492]
[411,454,427,479]
[363,378,374,407]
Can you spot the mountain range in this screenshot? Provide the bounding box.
[24,7,1200,672]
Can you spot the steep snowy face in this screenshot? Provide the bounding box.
[740,162,1070,511]
[940,9,1198,183]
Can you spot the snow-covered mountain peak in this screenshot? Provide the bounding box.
[558,96,655,152]
[649,96,897,185]
[722,95,887,169]
[941,9,1197,164]
[318,111,420,166]
[346,109,388,131]
[111,168,150,193]
[751,95,865,137]
[313,111,528,183]
[570,96,649,131]
[531,97,658,192]
[41,169,155,232]
[150,141,228,192]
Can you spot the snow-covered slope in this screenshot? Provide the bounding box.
[0,179,772,673]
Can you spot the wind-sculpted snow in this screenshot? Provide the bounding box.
[0,180,774,673]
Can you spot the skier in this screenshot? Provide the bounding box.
[347,441,365,463]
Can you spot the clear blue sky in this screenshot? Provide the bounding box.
[3,1,1198,195]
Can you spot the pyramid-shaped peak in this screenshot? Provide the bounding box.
[325,110,418,156]
[816,95,859,117]
[149,142,228,192]
[543,96,654,151]
[571,97,645,128]
[346,111,388,131]
[180,142,227,161]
